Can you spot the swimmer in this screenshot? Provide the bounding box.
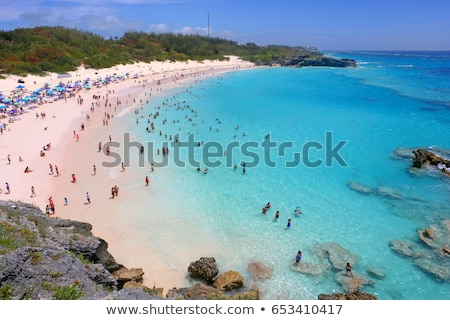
[286,218,292,228]
[295,206,302,214]
[275,211,280,219]
[265,202,271,209]
[203,167,208,174]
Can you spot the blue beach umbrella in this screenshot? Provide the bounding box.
[16,85,25,89]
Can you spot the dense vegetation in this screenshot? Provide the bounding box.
[0,26,320,76]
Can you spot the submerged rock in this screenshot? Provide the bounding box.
[414,258,450,282]
[292,261,329,276]
[247,261,273,280]
[314,242,358,271]
[390,240,425,258]
[376,186,404,199]
[365,265,387,280]
[392,147,415,159]
[346,181,373,194]
[334,271,374,293]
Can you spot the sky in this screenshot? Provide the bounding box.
[0,0,449,51]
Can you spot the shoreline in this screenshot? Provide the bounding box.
[0,57,256,293]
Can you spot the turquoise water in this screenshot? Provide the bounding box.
[115,51,450,299]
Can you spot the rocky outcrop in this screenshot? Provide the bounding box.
[256,52,356,68]
[166,283,227,300]
[412,149,450,173]
[318,291,377,300]
[187,257,219,282]
[112,267,144,289]
[0,200,159,300]
[212,271,244,291]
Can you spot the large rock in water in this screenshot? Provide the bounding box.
[187,257,219,282]
[212,271,244,291]
[412,149,450,169]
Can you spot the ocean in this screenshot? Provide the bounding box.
[110,51,450,299]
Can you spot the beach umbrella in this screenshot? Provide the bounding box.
[16,85,25,89]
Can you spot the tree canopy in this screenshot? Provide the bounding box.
[0,26,320,76]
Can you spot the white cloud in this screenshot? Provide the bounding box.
[179,26,208,36]
[149,23,171,33]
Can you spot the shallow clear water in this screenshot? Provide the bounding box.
[115,51,450,299]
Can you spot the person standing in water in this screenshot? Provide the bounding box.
[346,262,353,277]
[296,251,302,263]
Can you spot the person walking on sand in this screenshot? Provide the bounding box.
[64,197,68,206]
[5,182,10,194]
[145,176,149,186]
[346,262,353,277]
[48,196,55,215]
[72,174,77,183]
[31,186,36,198]
[7,154,11,165]
[45,205,50,217]
[93,165,96,175]
[86,192,91,204]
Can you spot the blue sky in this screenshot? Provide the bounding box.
[0,0,449,50]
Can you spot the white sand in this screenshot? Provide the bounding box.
[0,56,255,292]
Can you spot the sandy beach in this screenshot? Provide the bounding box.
[0,56,255,292]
